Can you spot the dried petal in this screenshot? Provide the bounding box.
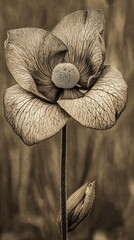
[52,10,105,88]
[58,65,127,129]
[4,85,69,145]
[5,28,67,101]
[57,181,95,233]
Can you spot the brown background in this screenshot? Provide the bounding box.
[0,0,134,239]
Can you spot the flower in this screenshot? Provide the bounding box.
[57,181,95,233]
[4,10,127,145]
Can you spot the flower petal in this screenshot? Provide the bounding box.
[4,85,69,145]
[58,66,127,129]
[61,88,84,100]
[52,10,105,88]
[5,28,67,101]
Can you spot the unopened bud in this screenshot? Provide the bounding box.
[57,181,95,233]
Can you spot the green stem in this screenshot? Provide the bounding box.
[60,125,68,240]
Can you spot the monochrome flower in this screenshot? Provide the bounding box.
[4,10,127,145]
[57,181,95,233]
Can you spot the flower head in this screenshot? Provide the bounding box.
[4,10,127,145]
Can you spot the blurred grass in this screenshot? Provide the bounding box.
[0,0,134,239]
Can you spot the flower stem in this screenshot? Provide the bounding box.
[60,125,68,240]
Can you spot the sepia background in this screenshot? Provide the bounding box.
[0,0,134,239]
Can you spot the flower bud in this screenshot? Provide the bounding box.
[57,181,95,233]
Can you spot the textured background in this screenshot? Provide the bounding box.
[0,0,134,239]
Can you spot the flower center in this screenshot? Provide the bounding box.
[52,63,80,89]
